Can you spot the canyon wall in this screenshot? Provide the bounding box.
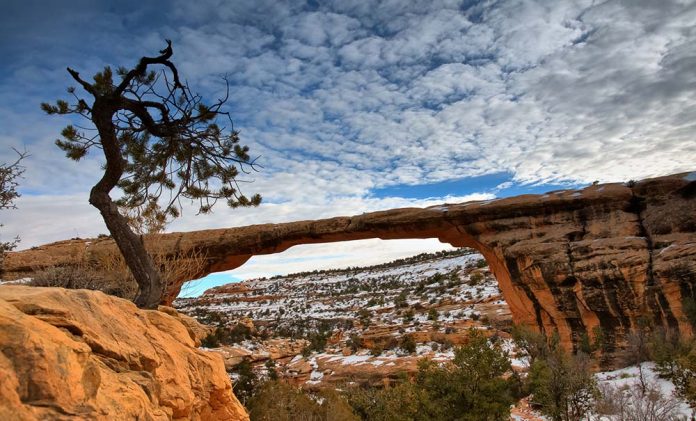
[4,172,696,365]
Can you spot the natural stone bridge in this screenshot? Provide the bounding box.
[5,172,696,365]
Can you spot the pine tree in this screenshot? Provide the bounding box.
[42,41,261,308]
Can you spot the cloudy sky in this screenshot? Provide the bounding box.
[1,0,695,293]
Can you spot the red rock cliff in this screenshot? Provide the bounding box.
[4,172,696,365]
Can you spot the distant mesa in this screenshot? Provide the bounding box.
[4,171,696,365]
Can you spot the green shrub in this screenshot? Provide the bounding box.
[469,272,484,285]
[201,323,253,348]
[528,351,597,421]
[648,329,696,404]
[427,308,439,321]
[347,381,424,421]
[264,359,278,381]
[232,359,257,405]
[348,334,362,352]
[403,309,415,323]
[358,308,372,328]
[347,329,514,421]
[201,332,220,348]
[248,381,358,421]
[400,335,417,354]
[394,291,409,308]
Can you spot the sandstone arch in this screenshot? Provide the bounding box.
[5,172,696,365]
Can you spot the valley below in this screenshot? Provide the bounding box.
[175,248,515,388]
[175,247,696,420]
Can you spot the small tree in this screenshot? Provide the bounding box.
[0,150,27,261]
[249,381,358,421]
[232,359,258,405]
[394,290,409,308]
[346,329,514,421]
[358,308,372,328]
[626,317,653,394]
[264,359,278,381]
[42,41,261,308]
[400,334,417,354]
[528,349,597,421]
[513,326,598,421]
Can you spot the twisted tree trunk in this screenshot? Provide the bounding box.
[89,100,163,309]
[52,41,253,309]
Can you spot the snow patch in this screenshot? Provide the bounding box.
[594,363,694,419]
[337,355,372,365]
[1,277,32,285]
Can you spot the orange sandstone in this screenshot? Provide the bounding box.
[5,172,696,366]
[0,286,249,421]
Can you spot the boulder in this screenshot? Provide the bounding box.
[0,286,248,420]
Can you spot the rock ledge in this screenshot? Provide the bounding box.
[0,285,249,421]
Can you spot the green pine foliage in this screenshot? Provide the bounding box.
[0,150,26,258]
[648,329,696,404]
[427,308,439,321]
[41,41,261,232]
[232,359,257,405]
[243,329,514,421]
[347,380,425,421]
[347,329,515,421]
[528,352,597,421]
[264,359,278,381]
[201,323,254,348]
[513,327,598,421]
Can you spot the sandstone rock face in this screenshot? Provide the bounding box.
[0,286,248,421]
[5,172,696,366]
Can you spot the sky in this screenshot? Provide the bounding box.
[1,0,695,294]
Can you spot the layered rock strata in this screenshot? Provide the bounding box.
[0,286,248,420]
[5,172,696,365]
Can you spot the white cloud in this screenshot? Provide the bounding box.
[1,0,695,276]
[1,194,105,248]
[220,238,457,281]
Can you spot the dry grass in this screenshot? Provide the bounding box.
[30,242,207,301]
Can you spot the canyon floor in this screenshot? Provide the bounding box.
[175,249,516,386]
[174,248,695,419]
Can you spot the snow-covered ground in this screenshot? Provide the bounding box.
[175,248,508,343]
[178,247,695,419]
[514,363,695,421]
[591,363,694,420]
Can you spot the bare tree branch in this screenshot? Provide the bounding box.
[67,68,96,96]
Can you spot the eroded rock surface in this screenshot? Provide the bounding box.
[0,286,249,421]
[5,172,696,365]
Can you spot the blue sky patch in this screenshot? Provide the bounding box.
[372,173,512,198]
[372,173,584,200]
[179,273,243,298]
